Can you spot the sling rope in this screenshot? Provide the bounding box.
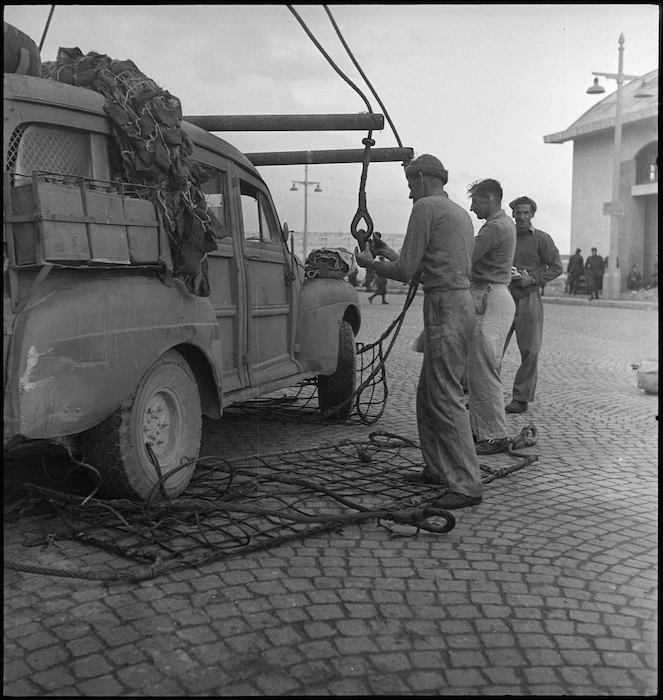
[225,273,421,425]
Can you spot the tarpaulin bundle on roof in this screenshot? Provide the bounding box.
[4,22,42,77]
[304,248,355,280]
[41,47,225,295]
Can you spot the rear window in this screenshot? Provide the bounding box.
[6,123,111,186]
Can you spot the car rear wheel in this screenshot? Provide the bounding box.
[318,320,357,420]
[79,349,202,501]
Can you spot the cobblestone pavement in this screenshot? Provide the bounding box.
[4,293,658,696]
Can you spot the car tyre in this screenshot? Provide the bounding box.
[79,349,202,501]
[318,320,357,421]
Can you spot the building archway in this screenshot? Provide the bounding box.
[632,141,658,280]
[635,141,658,185]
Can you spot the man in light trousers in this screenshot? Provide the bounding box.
[467,179,516,454]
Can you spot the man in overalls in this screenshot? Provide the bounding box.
[355,154,482,510]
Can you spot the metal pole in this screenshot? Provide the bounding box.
[607,34,625,300]
[303,164,308,261]
[182,113,385,132]
[246,146,414,166]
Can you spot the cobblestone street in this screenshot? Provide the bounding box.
[4,292,658,696]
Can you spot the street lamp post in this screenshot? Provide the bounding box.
[586,33,643,300]
[290,164,322,260]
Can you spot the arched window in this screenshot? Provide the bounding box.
[635,141,658,185]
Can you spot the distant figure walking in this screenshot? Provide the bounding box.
[364,268,376,292]
[567,248,584,295]
[585,248,604,300]
[368,259,389,303]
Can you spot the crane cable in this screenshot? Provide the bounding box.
[286,5,374,248]
[322,5,403,149]
[286,4,374,113]
[39,5,55,52]
[286,5,381,251]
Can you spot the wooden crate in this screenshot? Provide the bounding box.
[7,175,162,266]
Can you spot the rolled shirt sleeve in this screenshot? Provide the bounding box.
[535,233,563,286]
[513,227,563,288]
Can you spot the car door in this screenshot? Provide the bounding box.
[198,162,248,393]
[236,172,299,387]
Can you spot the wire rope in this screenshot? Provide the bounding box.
[322,5,403,148]
[38,5,55,52]
[286,4,374,113]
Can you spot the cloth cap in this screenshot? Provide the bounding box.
[509,196,537,213]
[405,154,448,184]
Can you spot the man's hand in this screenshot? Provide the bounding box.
[369,236,399,262]
[514,272,536,288]
[354,246,375,268]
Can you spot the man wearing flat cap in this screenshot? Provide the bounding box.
[504,196,562,413]
[355,154,482,510]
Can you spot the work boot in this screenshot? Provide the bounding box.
[402,471,446,486]
[505,400,528,413]
[475,437,510,455]
[432,492,482,510]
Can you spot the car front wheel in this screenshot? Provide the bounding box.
[318,320,357,421]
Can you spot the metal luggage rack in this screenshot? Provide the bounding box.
[10,169,158,197]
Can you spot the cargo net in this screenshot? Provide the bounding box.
[41,47,223,295]
[227,279,420,425]
[5,429,537,583]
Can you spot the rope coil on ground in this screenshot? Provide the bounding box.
[5,429,537,582]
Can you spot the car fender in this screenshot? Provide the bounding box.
[4,275,224,441]
[295,278,360,374]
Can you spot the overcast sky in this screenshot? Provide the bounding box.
[4,3,660,252]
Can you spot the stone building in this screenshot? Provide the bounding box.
[543,69,658,286]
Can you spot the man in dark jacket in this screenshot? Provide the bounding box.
[567,248,584,295]
[585,248,604,300]
[503,196,563,413]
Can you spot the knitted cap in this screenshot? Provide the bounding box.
[405,154,448,185]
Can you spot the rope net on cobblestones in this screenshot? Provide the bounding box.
[4,428,538,582]
[226,278,421,426]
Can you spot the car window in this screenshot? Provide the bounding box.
[240,180,278,243]
[8,123,96,186]
[258,192,278,243]
[199,166,228,239]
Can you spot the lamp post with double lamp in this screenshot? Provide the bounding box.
[586,33,649,299]
[290,164,322,261]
